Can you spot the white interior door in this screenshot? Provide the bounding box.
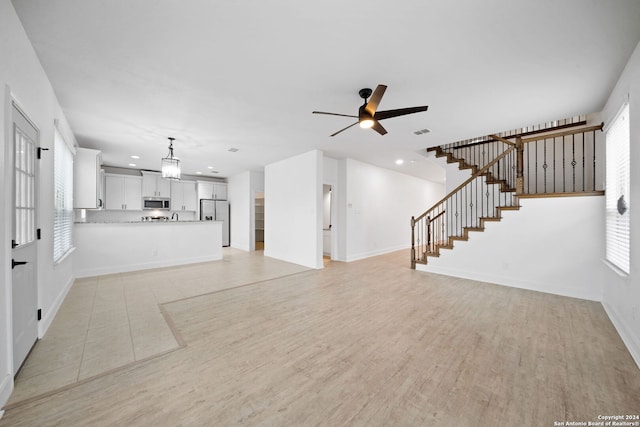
[11,103,39,375]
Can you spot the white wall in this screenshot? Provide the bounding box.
[0,0,77,407]
[228,171,251,251]
[445,161,472,193]
[600,39,640,368]
[264,150,323,269]
[418,196,605,301]
[342,158,445,261]
[74,222,222,277]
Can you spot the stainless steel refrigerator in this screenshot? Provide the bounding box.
[200,199,230,247]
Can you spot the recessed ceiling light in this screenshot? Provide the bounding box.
[196,171,202,174]
[130,155,140,159]
[207,166,214,169]
[413,128,431,135]
[128,163,137,167]
[228,148,239,152]
[395,159,404,165]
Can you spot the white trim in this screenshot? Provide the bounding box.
[601,258,629,278]
[0,373,13,411]
[602,301,640,371]
[416,264,603,302]
[603,96,630,132]
[346,243,410,262]
[53,246,75,266]
[38,273,74,338]
[10,100,39,137]
[53,120,76,155]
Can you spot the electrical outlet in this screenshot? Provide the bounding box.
[633,306,638,321]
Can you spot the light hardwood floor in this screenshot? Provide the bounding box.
[1,249,639,426]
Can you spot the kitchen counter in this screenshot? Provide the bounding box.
[74,220,223,278]
[75,220,206,224]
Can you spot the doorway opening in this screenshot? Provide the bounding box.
[255,192,264,251]
[322,184,332,266]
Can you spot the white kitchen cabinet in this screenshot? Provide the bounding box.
[197,181,227,200]
[105,174,142,210]
[74,147,103,209]
[170,180,197,211]
[142,171,171,198]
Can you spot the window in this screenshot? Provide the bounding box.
[605,103,630,274]
[53,129,74,262]
[14,125,36,246]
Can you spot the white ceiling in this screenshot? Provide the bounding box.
[11,0,640,182]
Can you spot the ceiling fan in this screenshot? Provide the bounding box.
[312,84,428,137]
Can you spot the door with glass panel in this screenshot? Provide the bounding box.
[11,103,38,375]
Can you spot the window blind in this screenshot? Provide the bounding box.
[605,103,630,274]
[53,129,74,262]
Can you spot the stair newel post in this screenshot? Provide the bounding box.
[515,136,524,195]
[410,216,416,269]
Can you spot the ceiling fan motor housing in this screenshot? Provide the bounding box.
[358,104,373,121]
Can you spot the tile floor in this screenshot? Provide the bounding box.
[9,248,309,405]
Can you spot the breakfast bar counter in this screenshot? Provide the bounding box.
[74,220,223,278]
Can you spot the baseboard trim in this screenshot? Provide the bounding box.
[0,373,13,411]
[602,301,640,371]
[346,244,409,263]
[38,274,74,337]
[416,264,602,302]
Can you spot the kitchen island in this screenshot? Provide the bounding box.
[74,220,222,278]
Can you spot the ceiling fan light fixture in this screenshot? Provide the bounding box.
[161,137,181,180]
[359,118,374,129]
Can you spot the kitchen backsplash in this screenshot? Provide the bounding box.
[75,209,197,223]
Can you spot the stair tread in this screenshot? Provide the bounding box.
[414,143,527,269]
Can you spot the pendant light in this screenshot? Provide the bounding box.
[161,137,181,180]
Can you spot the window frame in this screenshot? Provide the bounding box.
[604,102,630,275]
[53,128,75,263]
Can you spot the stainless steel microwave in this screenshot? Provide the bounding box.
[142,197,170,210]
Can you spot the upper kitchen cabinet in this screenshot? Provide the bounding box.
[105,174,142,210]
[74,147,103,209]
[171,180,197,211]
[197,181,227,200]
[142,171,171,198]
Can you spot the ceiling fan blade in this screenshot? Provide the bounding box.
[372,121,387,136]
[313,111,358,118]
[375,106,428,121]
[364,84,387,117]
[330,122,358,137]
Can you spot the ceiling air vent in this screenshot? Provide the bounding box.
[228,147,239,152]
[413,128,431,135]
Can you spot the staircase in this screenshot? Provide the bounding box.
[411,116,604,268]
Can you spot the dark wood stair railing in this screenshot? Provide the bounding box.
[411,145,517,268]
[411,119,605,268]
